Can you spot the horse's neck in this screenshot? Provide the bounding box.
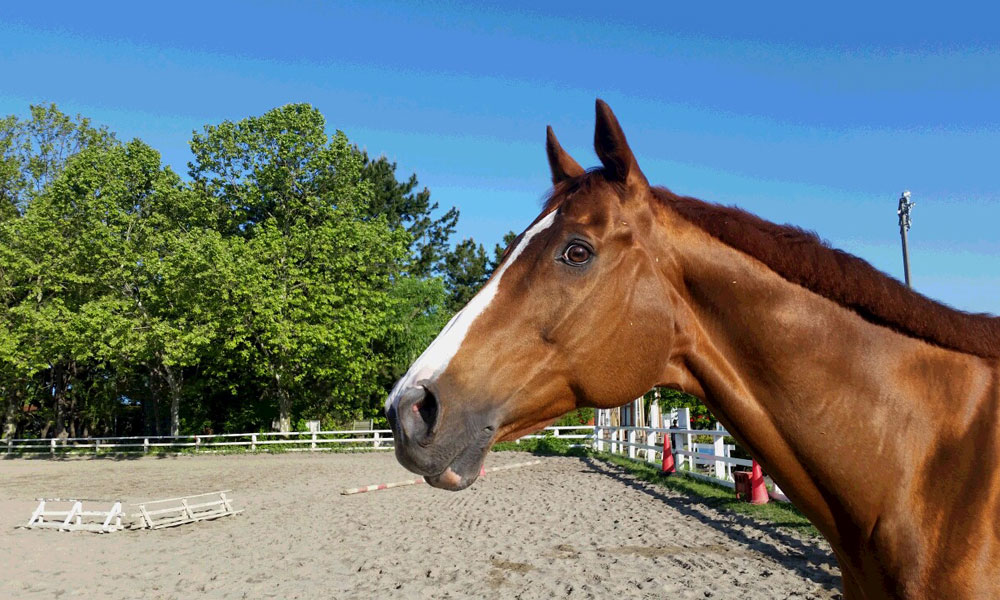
[660,228,992,546]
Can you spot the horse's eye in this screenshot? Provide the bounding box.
[562,243,592,265]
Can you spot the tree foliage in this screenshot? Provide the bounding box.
[0,104,114,221]
[1,103,500,439]
[359,153,458,277]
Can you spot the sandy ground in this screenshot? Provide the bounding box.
[0,452,841,599]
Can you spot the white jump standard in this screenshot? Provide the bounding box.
[132,490,242,529]
[25,498,126,533]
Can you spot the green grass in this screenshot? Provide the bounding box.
[599,453,820,537]
[495,439,820,538]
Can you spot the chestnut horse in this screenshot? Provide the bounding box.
[386,100,1000,599]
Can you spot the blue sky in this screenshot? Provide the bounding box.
[2,1,998,314]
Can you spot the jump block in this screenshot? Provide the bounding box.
[25,498,125,533]
[132,490,242,530]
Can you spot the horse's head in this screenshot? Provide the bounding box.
[387,100,680,490]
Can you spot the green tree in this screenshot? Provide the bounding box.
[359,154,458,278]
[1,101,476,438]
[442,238,490,312]
[0,106,115,438]
[189,104,412,431]
[437,230,517,313]
[489,230,518,273]
[0,104,114,220]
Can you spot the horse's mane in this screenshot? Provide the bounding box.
[651,187,1000,359]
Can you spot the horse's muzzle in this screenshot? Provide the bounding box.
[387,384,495,490]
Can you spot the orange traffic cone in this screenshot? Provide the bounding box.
[749,460,769,505]
[661,432,676,475]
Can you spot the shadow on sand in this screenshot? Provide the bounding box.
[579,455,842,596]
[3,451,176,462]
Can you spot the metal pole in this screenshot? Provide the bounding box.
[897,191,915,288]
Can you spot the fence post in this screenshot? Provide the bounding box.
[195,436,201,452]
[143,438,149,453]
[311,431,317,452]
[725,444,735,480]
[593,414,602,452]
[373,431,380,449]
[95,439,99,453]
[50,438,56,456]
[251,433,257,452]
[6,437,11,455]
[677,408,691,470]
[646,430,657,463]
[713,423,726,479]
[713,432,724,478]
[627,428,636,459]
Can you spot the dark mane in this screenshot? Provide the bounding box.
[651,187,1000,359]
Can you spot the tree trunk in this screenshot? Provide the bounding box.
[2,388,19,440]
[68,396,77,438]
[53,363,70,439]
[143,368,159,436]
[149,353,183,438]
[67,361,79,438]
[162,363,182,437]
[274,376,291,433]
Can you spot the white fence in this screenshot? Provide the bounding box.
[4,429,393,455]
[3,425,595,456]
[594,407,753,490]
[3,414,750,491]
[2,414,775,498]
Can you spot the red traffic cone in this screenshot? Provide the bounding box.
[749,460,769,505]
[661,432,676,475]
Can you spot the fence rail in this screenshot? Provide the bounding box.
[594,407,782,498]
[3,425,595,456]
[3,412,778,499]
[2,413,754,491]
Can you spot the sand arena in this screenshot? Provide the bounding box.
[1,452,840,599]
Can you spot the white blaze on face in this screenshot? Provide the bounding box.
[386,210,558,413]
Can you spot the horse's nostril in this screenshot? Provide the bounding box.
[415,388,439,432]
[397,385,440,444]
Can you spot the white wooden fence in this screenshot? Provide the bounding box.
[3,425,594,456]
[594,407,753,490]
[3,429,393,455]
[3,413,748,490]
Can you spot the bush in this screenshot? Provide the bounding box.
[554,407,594,426]
[492,431,592,457]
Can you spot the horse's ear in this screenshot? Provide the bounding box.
[594,99,648,190]
[546,126,584,184]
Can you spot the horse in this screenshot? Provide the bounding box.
[385,100,1000,599]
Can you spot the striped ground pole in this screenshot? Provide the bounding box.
[340,460,542,496]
